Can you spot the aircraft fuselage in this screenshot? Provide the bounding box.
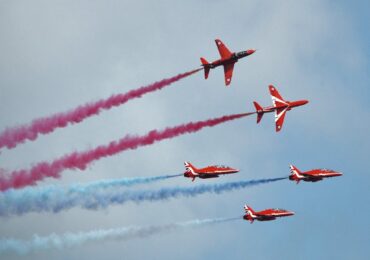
[207,51,253,69]
[289,165,343,184]
[258,100,309,113]
[243,207,295,223]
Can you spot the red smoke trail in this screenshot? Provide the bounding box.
[0,68,201,150]
[0,112,254,191]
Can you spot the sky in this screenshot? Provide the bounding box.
[0,0,369,259]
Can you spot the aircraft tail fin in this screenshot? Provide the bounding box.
[244,205,256,215]
[253,101,264,123]
[184,161,197,173]
[244,205,256,223]
[290,164,302,176]
[200,57,210,79]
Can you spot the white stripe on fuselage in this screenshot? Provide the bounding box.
[214,170,233,173]
[271,212,288,216]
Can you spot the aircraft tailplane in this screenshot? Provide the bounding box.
[253,101,264,123]
[200,57,210,79]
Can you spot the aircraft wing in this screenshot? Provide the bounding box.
[275,107,288,132]
[215,39,232,59]
[199,174,219,179]
[269,85,288,107]
[301,172,323,180]
[223,63,235,86]
[257,214,276,220]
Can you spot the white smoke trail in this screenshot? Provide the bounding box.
[0,217,239,255]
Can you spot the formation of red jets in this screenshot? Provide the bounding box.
[188,39,342,223]
[184,162,342,185]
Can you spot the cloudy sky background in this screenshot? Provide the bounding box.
[0,0,369,259]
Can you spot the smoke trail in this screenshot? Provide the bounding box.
[0,177,285,216]
[70,173,182,191]
[0,68,201,150]
[0,112,254,191]
[0,217,238,255]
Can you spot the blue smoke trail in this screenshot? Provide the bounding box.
[69,173,182,191]
[0,177,287,216]
[0,174,182,216]
[0,217,239,255]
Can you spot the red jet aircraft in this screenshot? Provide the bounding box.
[184,161,239,182]
[289,164,342,184]
[253,85,309,132]
[243,205,295,223]
[200,39,256,86]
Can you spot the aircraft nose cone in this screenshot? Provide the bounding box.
[246,49,256,55]
[302,100,309,105]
